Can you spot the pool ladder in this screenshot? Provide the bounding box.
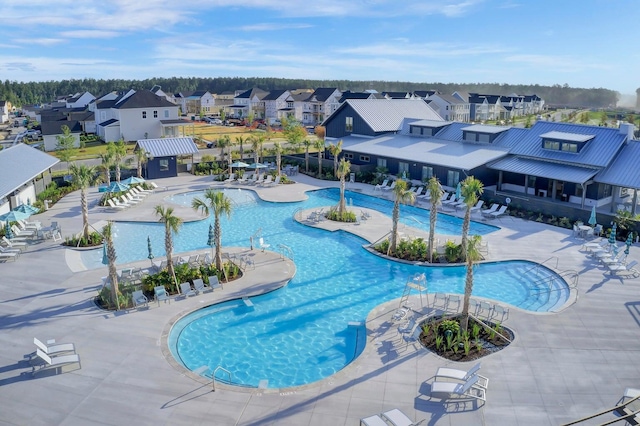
[212,366,231,392]
[277,244,294,261]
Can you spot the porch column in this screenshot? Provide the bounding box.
[611,186,618,213]
[581,183,587,209]
[524,174,529,195]
[497,171,503,191]
[552,180,557,200]
[633,189,638,215]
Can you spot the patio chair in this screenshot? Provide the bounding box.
[154,286,171,305]
[224,173,236,183]
[33,337,76,356]
[491,305,510,322]
[382,180,396,192]
[469,200,485,213]
[236,174,249,184]
[106,198,127,210]
[131,290,149,309]
[430,374,486,401]
[608,260,640,277]
[32,348,81,376]
[0,244,21,254]
[208,275,223,290]
[179,282,196,298]
[487,205,508,219]
[447,295,461,313]
[397,317,416,337]
[435,362,489,388]
[151,259,166,272]
[259,237,270,252]
[11,225,35,238]
[417,189,431,201]
[374,179,389,192]
[480,204,499,217]
[432,293,448,311]
[260,175,273,186]
[477,301,493,319]
[401,324,423,350]
[381,408,425,426]
[0,249,19,261]
[1,236,27,251]
[360,413,389,426]
[193,278,212,294]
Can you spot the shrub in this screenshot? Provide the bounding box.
[63,231,103,247]
[325,207,356,222]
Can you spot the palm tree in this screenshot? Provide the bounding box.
[250,134,265,178]
[461,235,483,332]
[272,141,283,176]
[427,177,444,263]
[328,139,343,178]
[336,158,351,216]
[235,135,245,160]
[134,148,148,178]
[460,176,484,261]
[217,135,232,175]
[102,222,120,310]
[302,139,311,173]
[192,189,233,271]
[69,163,101,240]
[154,205,183,283]
[314,138,325,177]
[107,139,128,182]
[98,151,115,186]
[389,180,416,255]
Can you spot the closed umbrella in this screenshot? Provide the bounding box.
[625,233,633,255]
[102,242,108,265]
[608,223,617,247]
[455,182,462,201]
[588,205,597,226]
[207,223,215,260]
[5,222,13,239]
[147,235,154,266]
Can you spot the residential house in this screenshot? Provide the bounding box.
[302,88,342,126]
[338,91,377,103]
[262,90,293,125]
[427,94,470,122]
[230,88,268,120]
[0,144,59,215]
[150,85,176,104]
[381,91,416,99]
[468,93,503,122]
[95,90,183,142]
[0,100,10,123]
[65,92,95,109]
[41,120,82,152]
[135,137,199,180]
[413,90,440,99]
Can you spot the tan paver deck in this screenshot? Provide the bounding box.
[1,172,639,425]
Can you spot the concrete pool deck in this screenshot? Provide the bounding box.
[1,172,639,425]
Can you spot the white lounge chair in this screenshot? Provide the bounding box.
[0,244,21,254]
[179,282,196,298]
[382,181,396,192]
[270,175,281,186]
[33,337,75,356]
[608,260,640,277]
[260,175,273,186]
[224,173,236,183]
[435,362,489,388]
[469,200,484,213]
[32,348,81,376]
[480,204,499,217]
[381,408,425,426]
[430,374,486,401]
[360,413,389,426]
[2,236,27,250]
[11,225,35,238]
[193,278,212,294]
[488,205,508,218]
[0,249,19,261]
[106,198,127,210]
[208,275,223,290]
[374,179,389,192]
[123,193,141,205]
[131,290,149,308]
[236,174,249,184]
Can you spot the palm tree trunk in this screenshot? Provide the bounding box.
[165,224,174,281]
[305,148,309,173]
[339,178,346,215]
[461,208,471,261]
[429,209,437,263]
[116,164,121,182]
[107,240,119,310]
[461,256,474,331]
[137,162,142,178]
[81,189,89,240]
[317,152,322,177]
[214,216,222,271]
[390,202,400,255]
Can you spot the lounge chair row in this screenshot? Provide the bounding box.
[105,186,151,210]
[147,277,223,308]
[224,173,280,186]
[480,203,508,218]
[581,239,640,278]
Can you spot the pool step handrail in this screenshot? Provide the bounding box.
[370,231,392,249]
[212,366,232,392]
[276,244,294,261]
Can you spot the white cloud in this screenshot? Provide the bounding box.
[336,41,508,57]
[59,30,122,39]
[504,54,611,72]
[12,38,64,46]
[240,23,313,32]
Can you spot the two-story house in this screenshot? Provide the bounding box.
[302,88,342,126]
[230,88,268,119]
[427,94,470,122]
[262,90,293,124]
[65,92,96,109]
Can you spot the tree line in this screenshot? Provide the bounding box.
[0,77,619,109]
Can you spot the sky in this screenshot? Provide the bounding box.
[0,0,638,100]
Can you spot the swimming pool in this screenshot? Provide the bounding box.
[158,188,568,389]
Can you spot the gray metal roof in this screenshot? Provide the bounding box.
[135,138,199,157]
[488,156,598,184]
[539,131,595,143]
[595,141,640,188]
[508,121,627,167]
[461,124,511,134]
[409,119,451,128]
[340,134,510,170]
[0,144,59,199]
[344,99,443,132]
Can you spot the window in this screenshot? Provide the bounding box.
[164,110,169,118]
[478,133,490,143]
[377,158,387,168]
[159,159,169,171]
[527,176,536,188]
[344,153,354,159]
[447,170,460,187]
[410,125,421,135]
[398,162,409,176]
[142,111,147,119]
[345,116,353,132]
[561,143,577,153]
[464,132,475,142]
[422,166,433,181]
[359,155,370,162]
[543,140,560,150]
[153,110,158,118]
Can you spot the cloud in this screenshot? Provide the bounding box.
[504,54,611,72]
[12,38,64,46]
[59,30,122,39]
[1,62,36,72]
[240,23,313,32]
[336,41,508,57]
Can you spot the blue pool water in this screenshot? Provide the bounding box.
[83,188,569,389]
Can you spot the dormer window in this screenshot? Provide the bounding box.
[460,124,509,143]
[540,131,594,153]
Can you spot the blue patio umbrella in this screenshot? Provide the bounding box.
[5,222,13,239]
[105,181,130,193]
[13,204,40,216]
[121,176,145,185]
[247,163,267,169]
[588,205,597,226]
[230,161,250,168]
[147,235,154,265]
[455,182,462,200]
[207,223,215,258]
[625,233,633,255]
[0,210,30,223]
[102,242,108,265]
[608,223,617,246]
